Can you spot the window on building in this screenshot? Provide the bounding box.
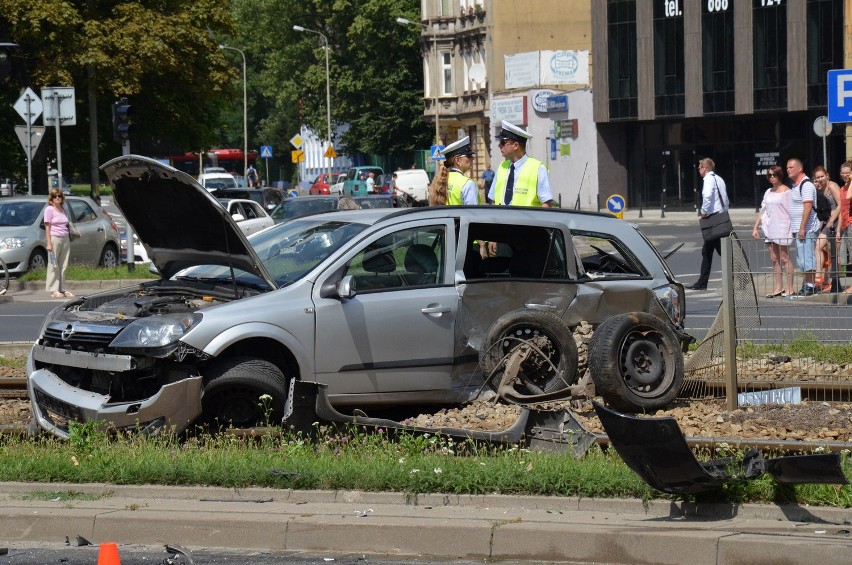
[653,1,685,117]
[441,51,453,96]
[440,0,450,17]
[702,1,735,114]
[753,0,787,111]
[607,0,638,120]
[807,0,844,107]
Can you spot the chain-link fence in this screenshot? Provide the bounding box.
[683,232,852,405]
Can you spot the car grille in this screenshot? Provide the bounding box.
[42,325,120,352]
[34,388,81,424]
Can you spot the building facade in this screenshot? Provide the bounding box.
[592,0,851,212]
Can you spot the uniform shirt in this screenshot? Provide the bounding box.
[789,176,819,233]
[487,154,553,205]
[700,172,728,216]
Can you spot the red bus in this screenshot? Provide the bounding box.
[168,148,259,177]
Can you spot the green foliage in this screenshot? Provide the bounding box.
[737,332,852,365]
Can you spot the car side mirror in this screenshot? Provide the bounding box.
[336,274,356,299]
[231,213,245,222]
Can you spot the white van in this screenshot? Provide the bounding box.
[394,169,430,205]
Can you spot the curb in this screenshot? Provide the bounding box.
[0,483,849,563]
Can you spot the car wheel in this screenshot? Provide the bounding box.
[99,243,119,268]
[28,248,47,271]
[201,356,290,430]
[480,309,578,399]
[588,312,684,412]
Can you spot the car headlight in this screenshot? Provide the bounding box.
[654,284,684,326]
[109,314,202,349]
[0,237,27,251]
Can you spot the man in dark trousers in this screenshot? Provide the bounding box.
[688,157,729,291]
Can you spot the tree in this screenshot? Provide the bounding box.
[230,0,431,164]
[0,0,236,194]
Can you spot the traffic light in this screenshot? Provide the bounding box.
[0,43,17,83]
[112,97,135,143]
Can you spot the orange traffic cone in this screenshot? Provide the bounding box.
[97,542,121,565]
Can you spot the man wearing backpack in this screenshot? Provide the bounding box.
[787,158,820,296]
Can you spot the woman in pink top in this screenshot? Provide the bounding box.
[752,165,793,297]
[43,189,73,298]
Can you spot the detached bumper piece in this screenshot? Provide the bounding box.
[593,402,849,495]
[285,381,596,457]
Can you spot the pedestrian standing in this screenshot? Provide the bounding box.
[752,165,792,297]
[481,163,495,189]
[786,158,820,296]
[687,158,729,291]
[430,136,481,206]
[812,165,841,292]
[838,161,852,292]
[44,189,73,298]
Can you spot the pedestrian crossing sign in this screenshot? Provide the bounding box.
[260,145,273,159]
[430,144,445,161]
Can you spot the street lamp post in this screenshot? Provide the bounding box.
[396,17,439,144]
[218,45,248,182]
[293,25,333,187]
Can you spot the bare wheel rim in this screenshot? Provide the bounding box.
[616,327,674,398]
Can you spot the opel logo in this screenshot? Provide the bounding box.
[61,324,75,341]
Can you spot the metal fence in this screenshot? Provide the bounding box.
[682,231,852,406]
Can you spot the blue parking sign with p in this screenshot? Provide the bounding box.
[827,70,852,124]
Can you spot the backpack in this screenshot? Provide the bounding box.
[813,182,832,222]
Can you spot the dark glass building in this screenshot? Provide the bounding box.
[592,0,846,211]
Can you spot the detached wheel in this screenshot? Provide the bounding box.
[201,356,290,429]
[589,312,683,412]
[480,309,578,396]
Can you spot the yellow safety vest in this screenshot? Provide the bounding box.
[447,170,481,205]
[493,157,544,206]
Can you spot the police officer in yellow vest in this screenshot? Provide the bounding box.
[429,136,481,206]
[487,120,553,208]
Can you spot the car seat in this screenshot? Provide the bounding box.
[403,244,439,286]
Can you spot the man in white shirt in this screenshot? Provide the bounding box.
[687,158,729,291]
[787,158,820,296]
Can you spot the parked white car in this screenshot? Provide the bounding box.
[394,169,430,205]
[329,173,345,196]
[218,198,275,236]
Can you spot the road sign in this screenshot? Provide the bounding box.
[41,86,76,126]
[607,194,626,219]
[827,69,852,123]
[13,87,42,125]
[430,144,445,161]
[324,145,337,159]
[14,125,45,159]
[289,134,303,149]
[291,149,305,163]
[260,145,273,159]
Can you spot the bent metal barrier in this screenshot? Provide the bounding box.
[682,231,852,406]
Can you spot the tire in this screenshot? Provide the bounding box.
[99,243,119,268]
[588,312,684,412]
[480,309,578,397]
[28,248,47,272]
[201,356,290,429]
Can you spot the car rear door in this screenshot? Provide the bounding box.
[66,199,101,263]
[312,219,458,403]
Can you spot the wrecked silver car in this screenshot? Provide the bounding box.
[28,156,690,438]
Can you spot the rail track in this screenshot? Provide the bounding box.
[0,377,27,400]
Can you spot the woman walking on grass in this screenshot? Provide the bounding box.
[43,189,74,299]
[752,164,793,297]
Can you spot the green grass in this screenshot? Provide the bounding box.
[737,332,852,365]
[70,184,112,197]
[0,354,25,369]
[0,422,849,506]
[17,265,158,282]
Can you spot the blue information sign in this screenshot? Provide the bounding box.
[607,194,626,215]
[430,145,445,161]
[828,70,852,124]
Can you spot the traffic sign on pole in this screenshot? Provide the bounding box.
[291,149,305,163]
[607,194,626,219]
[260,145,273,158]
[13,87,42,125]
[14,125,45,158]
[430,144,445,161]
[290,134,304,149]
[324,144,337,159]
[827,69,852,123]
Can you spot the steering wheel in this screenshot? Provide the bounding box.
[589,244,630,274]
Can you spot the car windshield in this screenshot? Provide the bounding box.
[354,196,393,209]
[174,218,367,289]
[204,178,237,190]
[0,201,42,226]
[269,198,339,222]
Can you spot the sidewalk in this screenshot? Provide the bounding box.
[0,482,849,563]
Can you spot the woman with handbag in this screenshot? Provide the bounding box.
[689,158,731,291]
[43,189,74,298]
[752,165,793,297]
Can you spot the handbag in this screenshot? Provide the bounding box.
[698,176,732,242]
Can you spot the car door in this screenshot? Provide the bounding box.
[66,199,101,264]
[312,219,459,403]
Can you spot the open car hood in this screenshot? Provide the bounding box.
[100,155,277,287]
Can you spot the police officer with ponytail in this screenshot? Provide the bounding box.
[487,121,553,208]
[429,136,481,206]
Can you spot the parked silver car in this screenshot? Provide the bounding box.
[28,156,689,438]
[0,196,121,274]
